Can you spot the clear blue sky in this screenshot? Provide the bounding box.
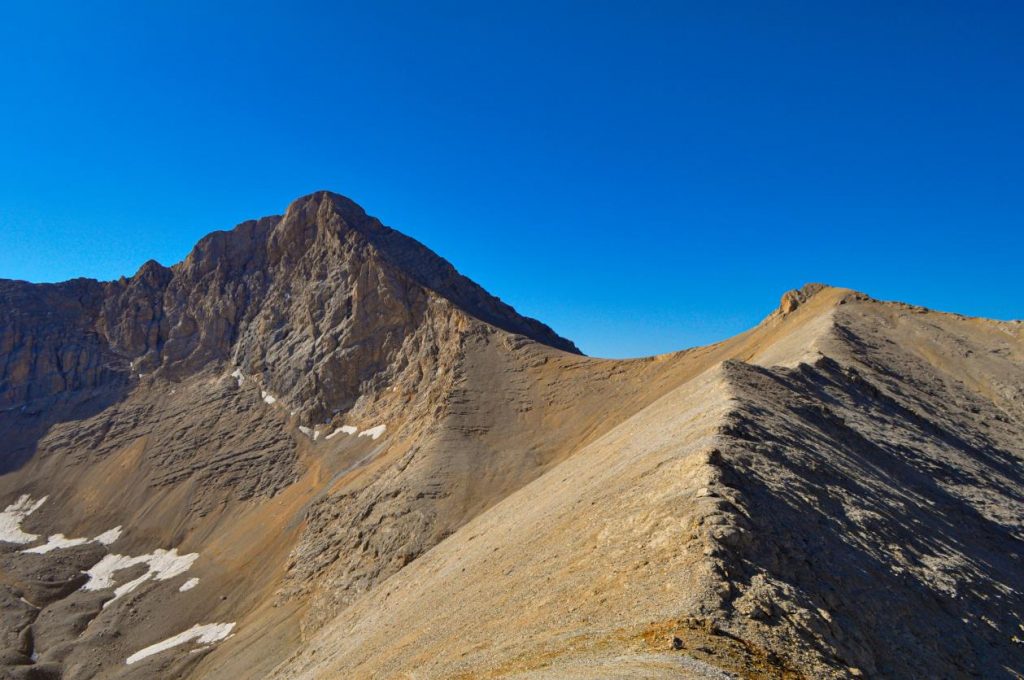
[1,2,1021,357]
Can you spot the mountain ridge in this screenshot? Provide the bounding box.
[0,193,1021,680]
[269,284,1024,680]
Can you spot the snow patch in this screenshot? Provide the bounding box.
[298,426,313,438]
[179,577,199,592]
[24,533,90,554]
[23,525,121,554]
[261,391,277,405]
[0,495,47,544]
[313,429,321,441]
[358,424,387,440]
[325,425,358,440]
[94,526,123,545]
[230,368,244,387]
[83,548,199,607]
[125,622,235,665]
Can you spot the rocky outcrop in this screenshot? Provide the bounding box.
[778,282,828,314]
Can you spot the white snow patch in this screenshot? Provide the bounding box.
[230,368,244,387]
[83,548,199,607]
[82,554,139,591]
[312,429,321,441]
[125,622,235,665]
[325,425,358,440]
[24,533,90,554]
[298,426,313,438]
[23,525,121,554]
[0,495,47,544]
[94,526,122,545]
[358,424,387,440]
[179,577,200,592]
[261,391,277,405]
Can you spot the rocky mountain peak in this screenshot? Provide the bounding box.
[265,191,370,262]
[133,259,172,284]
[261,190,581,353]
[1,191,578,426]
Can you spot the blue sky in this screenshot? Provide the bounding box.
[0,2,1021,357]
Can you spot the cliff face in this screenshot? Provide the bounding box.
[0,277,122,411]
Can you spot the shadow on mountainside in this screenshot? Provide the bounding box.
[0,278,136,475]
[0,386,130,474]
[716,357,1024,678]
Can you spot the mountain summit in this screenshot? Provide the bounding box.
[0,194,1021,680]
[0,191,577,438]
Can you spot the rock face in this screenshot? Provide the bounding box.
[0,193,1021,680]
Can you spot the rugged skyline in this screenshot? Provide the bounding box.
[1,192,1021,679]
[3,3,1023,357]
